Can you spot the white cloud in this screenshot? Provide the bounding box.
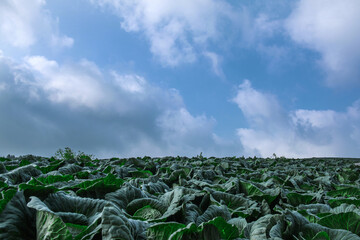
[232,80,285,128]
[112,72,147,94]
[0,0,73,48]
[286,0,360,86]
[203,51,224,78]
[291,109,340,129]
[23,56,106,109]
[0,52,237,158]
[90,0,235,66]
[232,80,278,118]
[51,34,74,48]
[156,108,215,154]
[233,79,360,158]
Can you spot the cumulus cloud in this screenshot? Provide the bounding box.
[286,0,360,86]
[0,52,238,158]
[156,108,216,154]
[232,80,360,158]
[23,56,106,109]
[0,0,73,48]
[90,0,235,67]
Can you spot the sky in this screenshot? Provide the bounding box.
[0,0,360,159]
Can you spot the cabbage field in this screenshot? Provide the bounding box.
[1,149,360,239]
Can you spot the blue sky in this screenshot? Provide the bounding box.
[0,0,359,158]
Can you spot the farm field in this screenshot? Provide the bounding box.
[1,149,360,239]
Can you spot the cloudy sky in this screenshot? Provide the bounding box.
[1,0,359,158]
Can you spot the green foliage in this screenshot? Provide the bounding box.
[20,159,31,166]
[36,160,64,174]
[318,212,360,235]
[75,171,90,179]
[168,222,199,240]
[287,192,314,206]
[130,169,153,178]
[19,183,58,200]
[28,175,74,186]
[35,210,73,240]
[0,181,8,189]
[327,187,360,198]
[200,216,239,239]
[5,165,19,171]
[0,157,10,162]
[311,231,330,240]
[70,173,124,198]
[328,198,360,208]
[134,205,162,220]
[55,147,75,160]
[147,222,186,240]
[2,154,360,239]
[65,223,87,238]
[103,166,112,174]
[54,147,93,161]
[0,188,17,214]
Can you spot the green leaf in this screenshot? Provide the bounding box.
[327,187,360,198]
[19,159,31,167]
[249,214,283,239]
[208,188,257,211]
[37,160,65,174]
[105,184,149,210]
[129,170,153,178]
[133,205,162,220]
[29,175,75,185]
[102,173,124,188]
[228,217,247,238]
[196,205,231,225]
[287,192,313,206]
[127,198,167,216]
[298,210,319,223]
[85,161,97,167]
[75,171,90,179]
[328,198,360,208]
[200,216,239,239]
[36,210,73,240]
[65,223,87,238]
[300,184,315,191]
[70,179,100,190]
[239,181,263,196]
[147,222,185,240]
[42,192,108,222]
[102,166,112,174]
[73,217,102,240]
[300,223,360,240]
[5,165,19,171]
[72,173,122,190]
[0,157,10,162]
[0,191,37,239]
[169,222,200,240]
[0,180,8,189]
[19,183,58,200]
[76,174,124,198]
[311,231,330,240]
[101,203,148,240]
[0,188,17,214]
[28,177,45,186]
[318,212,360,235]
